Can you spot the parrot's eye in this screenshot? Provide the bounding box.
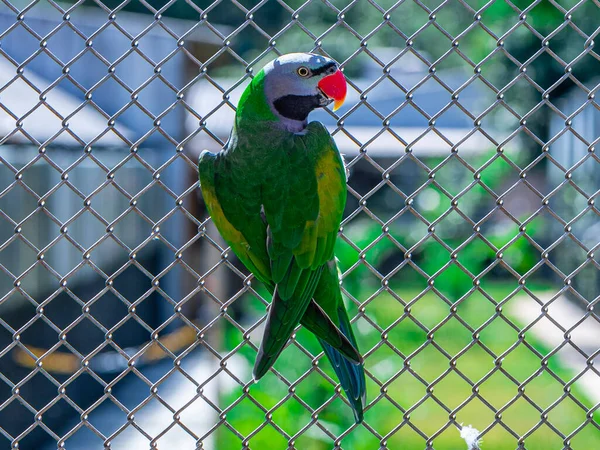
[297,66,310,77]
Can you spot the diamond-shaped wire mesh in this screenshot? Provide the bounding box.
[0,0,599,448]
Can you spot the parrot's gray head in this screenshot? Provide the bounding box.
[262,53,347,132]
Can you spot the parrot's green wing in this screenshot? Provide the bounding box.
[253,122,348,379]
[198,150,273,289]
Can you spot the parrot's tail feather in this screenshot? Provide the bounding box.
[320,305,366,424]
[301,300,362,364]
[253,267,323,380]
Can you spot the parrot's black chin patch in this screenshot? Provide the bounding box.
[273,93,325,122]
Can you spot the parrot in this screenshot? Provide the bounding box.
[198,53,366,422]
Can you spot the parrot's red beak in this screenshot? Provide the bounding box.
[317,69,347,111]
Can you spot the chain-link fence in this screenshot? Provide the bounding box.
[0,0,599,449]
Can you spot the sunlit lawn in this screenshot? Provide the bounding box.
[216,282,600,449]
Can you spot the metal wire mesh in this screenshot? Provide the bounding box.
[0,0,599,449]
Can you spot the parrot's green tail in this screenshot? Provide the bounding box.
[320,304,366,423]
[253,266,323,380]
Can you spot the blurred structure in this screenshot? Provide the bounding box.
[548,79,600,306]
[0,4,227,448]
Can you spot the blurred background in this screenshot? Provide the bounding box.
[0,0,599,448]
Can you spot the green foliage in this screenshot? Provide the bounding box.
[337,149,547,302]
[219,284,600,449]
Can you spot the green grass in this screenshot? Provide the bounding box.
[216,283,600,449]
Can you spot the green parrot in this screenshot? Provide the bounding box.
[198,53,366,422]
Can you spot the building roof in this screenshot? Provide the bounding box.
[0,55,133,146]
[0,5,231,146]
